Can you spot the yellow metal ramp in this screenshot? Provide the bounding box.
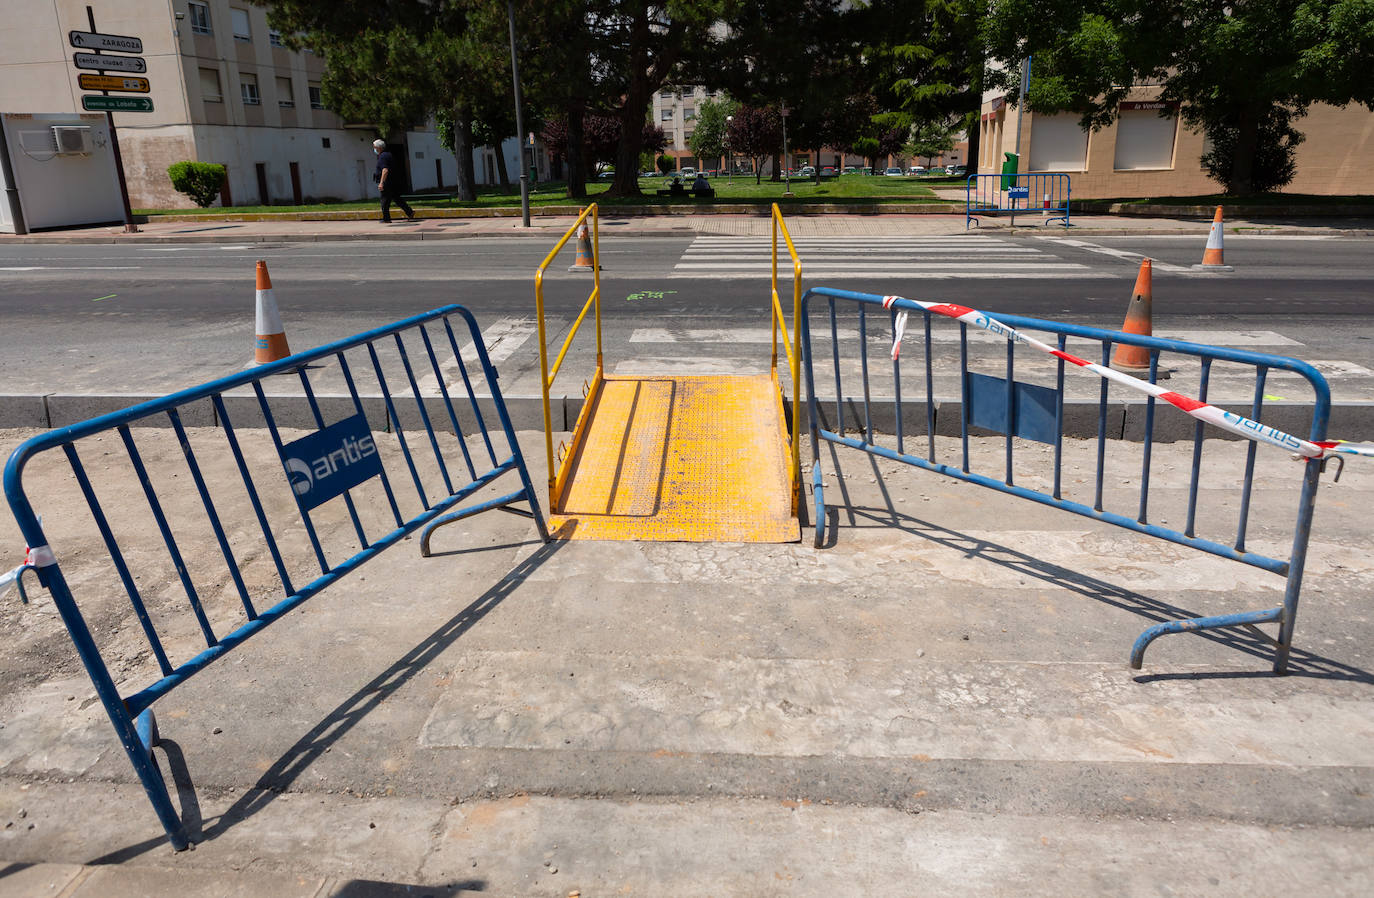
[549,374,799,542]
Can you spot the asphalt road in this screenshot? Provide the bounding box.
[1,233,1371,397]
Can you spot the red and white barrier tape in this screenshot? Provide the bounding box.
[880,295,1374,461]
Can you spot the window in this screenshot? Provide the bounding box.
[230,7,251,42]
[240,73,259,106]
[198,67,221,102]
[661,108,673,121]
[308,83,324,109]
[1113,101,1178,170]
[188,1,211,34]
[321,137,331,148]
[1028,113,1089,171]
[268,29,284,47]
[660,88,675,98]
[683,108,696,121]
[276,76,294,107]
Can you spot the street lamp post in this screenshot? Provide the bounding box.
[781,105,791,197]
[506,0,530,228]
[725,114,733,185]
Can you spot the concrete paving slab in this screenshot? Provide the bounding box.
[0,426,1370,895]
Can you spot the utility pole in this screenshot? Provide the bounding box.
[506,0,530,228]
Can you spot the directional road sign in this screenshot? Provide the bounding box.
[82,96,154,113]
[68,30,143,54]
[73,52,146,74]
[78,74,150,93]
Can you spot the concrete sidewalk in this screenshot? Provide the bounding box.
[2,207,1372,243]
[0,424,1371,897]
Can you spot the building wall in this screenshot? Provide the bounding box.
[982,85,1374,198]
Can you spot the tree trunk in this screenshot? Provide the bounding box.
[495,142,511,189]
[1229,107,1259,195]
[771,152,782,181]
[754,156,763,185]
[965,116,981,175]
[452,103,477,202]
[566,98,586,199]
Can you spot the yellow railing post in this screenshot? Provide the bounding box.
[769,203,803,514]
[534,203,604,510]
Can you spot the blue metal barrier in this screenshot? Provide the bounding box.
[800,286,1332,674]
[3,304,547,850]
[966,172,1071,229]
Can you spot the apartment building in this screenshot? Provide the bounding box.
[0,1,545,209]
[979,85,1374,198]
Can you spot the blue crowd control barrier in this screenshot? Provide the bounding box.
[800,286,1334,674]
[966,172,1071,229]
[3,304,547,850]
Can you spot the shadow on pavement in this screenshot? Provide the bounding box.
[827,446,1373,684]
[90,536,566,863]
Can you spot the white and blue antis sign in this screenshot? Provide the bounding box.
[279,414,384,511]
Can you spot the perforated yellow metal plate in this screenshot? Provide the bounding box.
[548,374,799,542]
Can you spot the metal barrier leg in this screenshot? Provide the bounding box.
[1129,607,1283,670]
[13,563,38,604]
[1272,457,1326,673]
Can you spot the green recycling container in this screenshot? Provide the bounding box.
[1000,152,1019,190]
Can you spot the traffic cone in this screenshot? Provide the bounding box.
[1042,193,1050,216]
[1112,259,1154,372]
[1191,205,1233,271]
[568,213,596,272]
[253,260,291,364]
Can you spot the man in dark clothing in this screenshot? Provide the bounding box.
[373,138,414,223]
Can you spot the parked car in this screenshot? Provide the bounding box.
[883,167,904,176]
[821,166,836,176]
[909,165,927,175]
[843,166,859,174]
[948,164,968,177]
[680,166,696,177]
[799,165,816,177]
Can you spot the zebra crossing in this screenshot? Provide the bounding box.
[407,315,1369,397]
[672,234,1098,279]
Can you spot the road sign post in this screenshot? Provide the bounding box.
[76,5,140,233]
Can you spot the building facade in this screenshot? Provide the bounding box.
[0,1,546,208]
[979,85,1374,199]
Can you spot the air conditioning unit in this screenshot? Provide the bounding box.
[52,126,93,156]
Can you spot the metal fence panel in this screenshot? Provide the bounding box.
[800,286,1333,674]
[3,304,547,850]
[966,172,1071,228]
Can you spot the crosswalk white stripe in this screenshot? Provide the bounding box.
[674,262,1093,271]
[669,270,1105,279]
[1032,237,1190,272]
[409,316,538,397]
[629,328,1304,347]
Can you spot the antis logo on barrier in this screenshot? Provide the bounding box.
[279,414,383,511]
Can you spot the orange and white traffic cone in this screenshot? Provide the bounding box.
[1192,205,1233,271]
[253,260,291,364]
[1112,258,1154,372]
[568,213,596,272]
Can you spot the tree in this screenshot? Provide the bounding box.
[261,0,492,201]
[726,105,783,184]
[689,96,739,167]
[982,0,1374,194]
[906,118,959,166]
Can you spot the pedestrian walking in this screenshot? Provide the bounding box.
[372,138,414,223]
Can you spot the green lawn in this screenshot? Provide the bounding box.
[135,173,948,217]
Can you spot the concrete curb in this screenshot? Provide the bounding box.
[6,393,1374,443]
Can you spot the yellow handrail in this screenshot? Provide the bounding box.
[534,204,601,503]
[770,203,802,513]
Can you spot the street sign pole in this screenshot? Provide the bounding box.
[84,5,138,233]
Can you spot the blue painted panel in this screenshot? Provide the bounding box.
[965,372,1059,445]
[279,413,383,511]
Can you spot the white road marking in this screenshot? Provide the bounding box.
[408,316,538,397]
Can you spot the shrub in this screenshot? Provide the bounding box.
[167,161,227,208]
[656,154,674,175]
